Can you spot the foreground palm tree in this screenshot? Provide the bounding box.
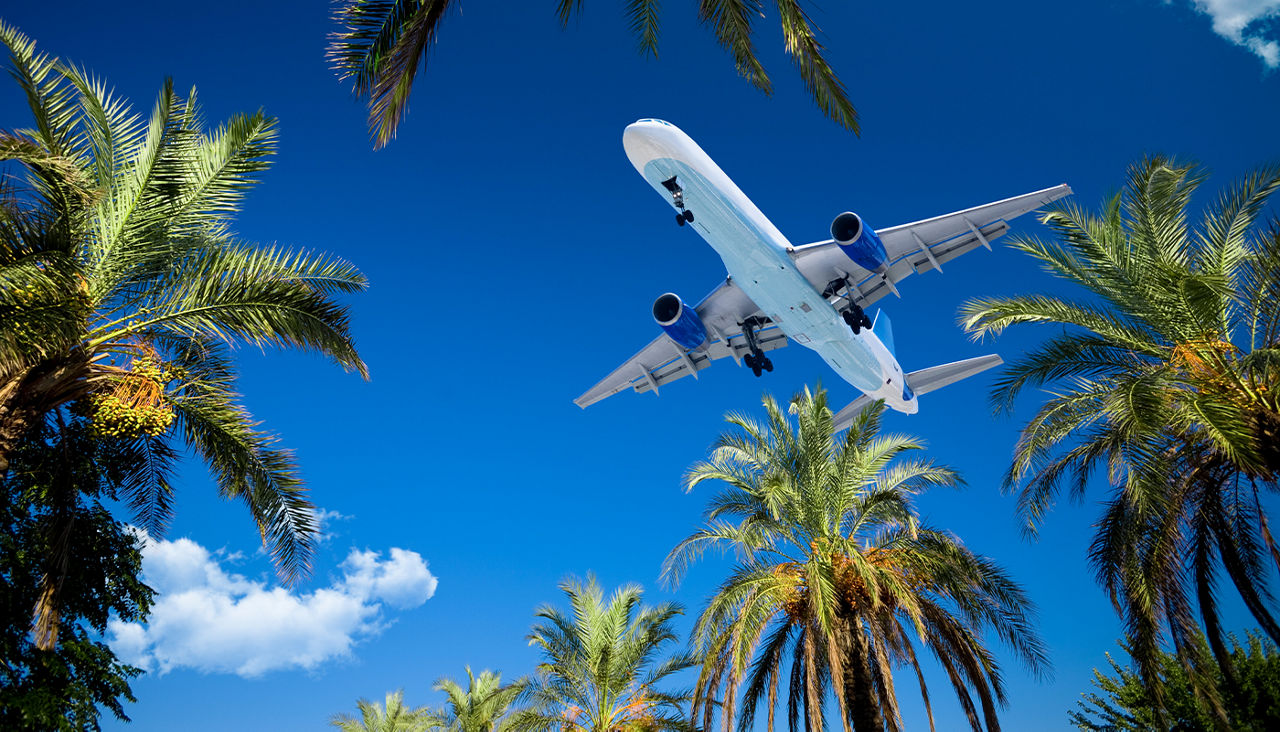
[427,667,526,732]
[332,690,434,732]
[0,22,366,646]
[665,389,1048,732]
[510,575,695,732]
[328,1,858,148]
[957,158,1280,723]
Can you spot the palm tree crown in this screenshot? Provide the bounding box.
[427,666,526,732]
[958,158,1280,722]
[0,21,367,645]
[327,1,859,148]
[331,690,435,732]
[665,388,1048,732]
[510,575,696,732]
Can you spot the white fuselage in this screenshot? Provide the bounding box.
[623,119,918,414]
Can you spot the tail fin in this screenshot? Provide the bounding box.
[871,309,894,357]
[831,354,1002,431]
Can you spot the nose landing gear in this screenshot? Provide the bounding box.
[662,176,695,227]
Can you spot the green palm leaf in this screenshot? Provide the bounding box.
[327,1,860,148]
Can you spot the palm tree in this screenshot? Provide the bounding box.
[331,690,435,732]
[0,22,366,646]
[957,158,1280,722]
[327,1,858,148]
[664,388,1048,732]
[510,575,696,732]
[426,667,526,732]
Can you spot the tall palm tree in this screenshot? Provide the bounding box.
[331,690,435,732]
[427,667,526,732]
[957,158,1280,722]
[664,388,1048,732]
[327,1,858,148]
[0,23,366,646]
[510,575,696,732]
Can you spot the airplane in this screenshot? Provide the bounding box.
[575,118,1072,429]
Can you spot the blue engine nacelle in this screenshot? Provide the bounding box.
[831,212,889,274]
[653,293,709,351]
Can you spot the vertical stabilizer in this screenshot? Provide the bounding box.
[871,309,895,357]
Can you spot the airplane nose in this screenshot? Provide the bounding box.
[623,122,678,173]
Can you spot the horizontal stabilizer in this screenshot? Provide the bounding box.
[831,354,1003,432]
[905,353,1003,396]
[831,395,876,431]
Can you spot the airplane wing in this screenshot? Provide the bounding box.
[790,184,1073,308]
[573,279,788,407]
[576,184,1071,408]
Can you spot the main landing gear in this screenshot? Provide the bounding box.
[825,276,873,334]
[842,304,872,334]
[662,176,695,227]
[740,318,773,377]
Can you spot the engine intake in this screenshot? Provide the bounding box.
[831,212,889,274]
[653,293,709,351]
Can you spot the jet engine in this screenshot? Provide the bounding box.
[653,293,709,351]
[831,212,889,274]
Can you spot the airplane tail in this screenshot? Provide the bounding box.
[871,309,894,357]
[831,354,1003,431]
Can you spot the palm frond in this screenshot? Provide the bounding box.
[774,0,858,134]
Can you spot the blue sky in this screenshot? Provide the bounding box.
[4,1,1280,729]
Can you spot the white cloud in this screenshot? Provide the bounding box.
[108,531,438,678]
[1184,0,1280,67]
[315,507,353,544]
[341,548,439,610]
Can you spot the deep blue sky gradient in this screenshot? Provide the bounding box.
[4,1,1280,729]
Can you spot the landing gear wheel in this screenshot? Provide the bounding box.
[762,357,773,372]
[842,308,871,335]
[842,311,862,334]
[683,209,695,223]
[676,213,686,227]
[744,352,764,377]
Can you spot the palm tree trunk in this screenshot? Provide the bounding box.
[32,410,80,650]
[802,628,824,732]
[0,354,93,472]
[837,616,884,732]
[0,374,38,472]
